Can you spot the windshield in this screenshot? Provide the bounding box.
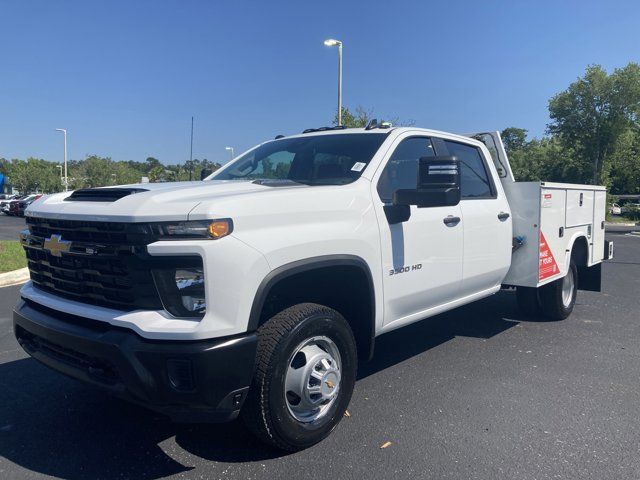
[211,133,388,185]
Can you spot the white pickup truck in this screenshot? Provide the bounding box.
[14,125,612,450]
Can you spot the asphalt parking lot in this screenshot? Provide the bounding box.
[0,214,26,240]
[0,232,638,480]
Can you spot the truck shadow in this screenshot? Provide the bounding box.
[358,290,523,380]
[0,290,534,479]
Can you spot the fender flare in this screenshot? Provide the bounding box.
[247,254,376,358]
[565,234,600,292]
[564,233,590,269]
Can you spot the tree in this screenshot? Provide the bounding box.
[113,162,143,185]
[501,127,528,153]
[71,155,114,188]
[601,127,640,194]
[4,158,62,193]
[333,106,414,128]
[184,159,201,181]
[148,165,167,183]
[548,63,640,184]
[501,128,585,184]
[334,106,371,127]
[145,157,162,173]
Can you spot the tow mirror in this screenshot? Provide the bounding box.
[394,156,461,208]
[385,156,461,224]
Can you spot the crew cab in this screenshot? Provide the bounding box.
[13,125,612,450]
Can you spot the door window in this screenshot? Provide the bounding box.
[377,137,435,203]
[443,140,495,199]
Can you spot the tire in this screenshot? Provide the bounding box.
[516,286,541,317]
[539,261,578,320]
[242,303,357,451]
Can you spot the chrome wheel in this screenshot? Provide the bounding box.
[562,267,575,307]
[284,336,342,423]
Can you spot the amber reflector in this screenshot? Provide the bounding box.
[208,221,231,239]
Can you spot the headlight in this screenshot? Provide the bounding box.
[153,266,206,318]
[152,219,233,240]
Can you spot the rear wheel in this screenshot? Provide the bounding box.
[539,261,578,320]
[242,303,357,451]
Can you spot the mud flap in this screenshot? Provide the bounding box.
[578,263,601,292]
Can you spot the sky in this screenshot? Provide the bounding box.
[1,0,639,165]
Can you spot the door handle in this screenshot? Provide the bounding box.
[443,215,461,227]
[498,212,510,221]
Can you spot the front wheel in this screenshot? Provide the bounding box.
[242,303,357,451]
[539,261,578,320]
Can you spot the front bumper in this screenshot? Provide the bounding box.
[13,299,257,422]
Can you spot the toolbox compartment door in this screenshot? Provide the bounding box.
[566,189,595,228]
[539,188,567,283]
[591,190,606,263]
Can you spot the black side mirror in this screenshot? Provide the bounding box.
[200,169,213,180]
[383,204,411,224]
[394,156,461,208]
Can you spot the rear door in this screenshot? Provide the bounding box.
[441,138,512,297]
[372,133,463,327]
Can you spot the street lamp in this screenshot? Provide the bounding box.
[324,38,343,126]
[55,128,68,191]
[225,146,235,160]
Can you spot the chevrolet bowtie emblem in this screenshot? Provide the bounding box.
[325,380,335,389]
[43,234,72,257]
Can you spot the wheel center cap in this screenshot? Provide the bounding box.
[321,371,340,397]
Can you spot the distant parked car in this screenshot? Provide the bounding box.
[10,194,43,217]
[0,196,11,213]
[610,203,622,215]
[6,194,39,216]
[1,195,26,215]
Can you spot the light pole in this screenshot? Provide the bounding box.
[324,38,343,126]
[55,128,68,191]
[225,146,235,160]
[189,116,194,181]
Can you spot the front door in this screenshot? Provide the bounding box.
[372,134,464,328]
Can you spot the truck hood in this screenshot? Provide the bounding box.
[25,180,307,222]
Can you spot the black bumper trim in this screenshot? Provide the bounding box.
[13,300,257,422]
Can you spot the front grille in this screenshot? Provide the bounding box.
[22,217,164,311]
[26,217,158,244]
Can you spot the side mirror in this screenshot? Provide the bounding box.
[200,169,213,180]
[394,156,461,208]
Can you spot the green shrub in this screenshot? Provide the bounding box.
[624,205,640,221]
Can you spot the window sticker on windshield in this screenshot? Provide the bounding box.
[351,162,366,172]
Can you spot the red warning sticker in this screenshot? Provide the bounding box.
[539,232,559,280]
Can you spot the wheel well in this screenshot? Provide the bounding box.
[571,236,589,266]
[251,262,375,361]
[571,235,602,291]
